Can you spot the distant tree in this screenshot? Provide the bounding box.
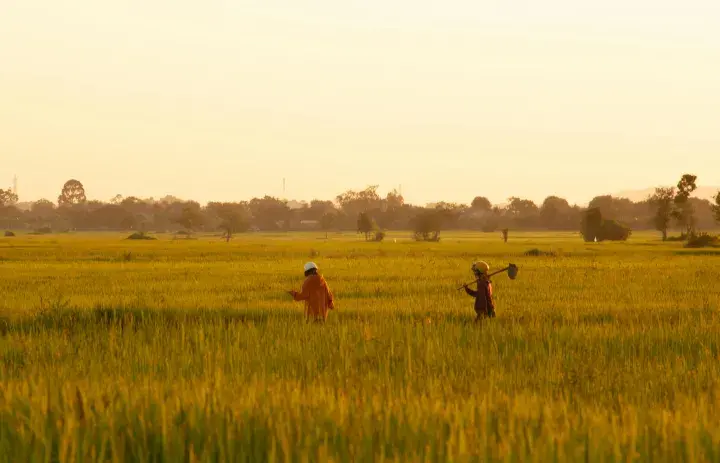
[157,195,183,204]
[336,186,382,226]
[480,206,505,232]
[589,195,623,217]
[306,200,336,221]
[412,209,442,241]
[120,196,146,210]
[470,196,492,212]
[31,199,56,215]
[432,202,466,230]
[682,198,715,230]
[85,204,133,230]
[19,180,720,233]
[580,207,631,242]
[648,187,676,241]
[86,200,104,211]
[207,202,250,241]
[58,179,87,206]
[599,220,632,241]
[385,189,405,210]
[580,207,604,242]
[539,196,572,229]
[0,205,21,230]
[248,196,290,230]
[0,189,19,207]
[149,202,173,231]
[173,203,204,232]
[587,195,637,227]
[672,174,698,236]
[119,214,139,230]
[320,212,336,238]
[220,214,248,241]
[24,199,55,230]
[357,212,377,240]
[506,197,539,228]
[115,198,151,228]
[379,189,405,229]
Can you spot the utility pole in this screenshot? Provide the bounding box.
[13,175,18,197]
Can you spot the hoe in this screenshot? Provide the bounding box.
[456,263,519,290]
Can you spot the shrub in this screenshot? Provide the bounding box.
[127,232,157,240]
[684,233,719,248]
[357,212,378,241]
[411,210,442,242]
[600,220,632,241]
[414,231,440,242]
[30,227,52,235]
[580,208,631,242]
[580,208,603,242]
[4,231,15,237]
[524,248,557,257]
[481,223,498,233]
[371,231,386,242]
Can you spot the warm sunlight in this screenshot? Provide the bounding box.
[2,0,719,205]
[2,4,720,461]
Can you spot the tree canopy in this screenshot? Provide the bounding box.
[3,175,716,241]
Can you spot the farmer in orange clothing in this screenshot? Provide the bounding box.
[288,262,335,323]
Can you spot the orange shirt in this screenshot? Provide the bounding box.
[290,274,335,321]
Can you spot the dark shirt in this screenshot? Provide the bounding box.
[464,279,495,317]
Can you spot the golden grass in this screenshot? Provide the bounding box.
[1,231,719,461]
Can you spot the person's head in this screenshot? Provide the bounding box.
[472,261,489,280]
[304,262,318,277]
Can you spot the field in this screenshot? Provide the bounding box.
[1,230,719,462]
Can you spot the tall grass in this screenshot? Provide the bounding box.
[1,232,719,461]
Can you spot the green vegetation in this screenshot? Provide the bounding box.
[1,231,719,461]
[4,175,720,244]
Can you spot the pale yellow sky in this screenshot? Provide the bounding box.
[2,0,719,206]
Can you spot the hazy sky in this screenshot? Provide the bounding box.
[2,1,719,206]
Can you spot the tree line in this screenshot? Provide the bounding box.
[1,175,719,241]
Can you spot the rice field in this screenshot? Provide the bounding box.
[1,230,719,462]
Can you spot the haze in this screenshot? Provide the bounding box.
[2,0,719,206]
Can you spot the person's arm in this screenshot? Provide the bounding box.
[326,284,335,309]
[290,278,311,301]
[464,285,478,297]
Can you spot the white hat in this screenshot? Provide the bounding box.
[304,262,318,272]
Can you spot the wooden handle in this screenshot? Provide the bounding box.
[457,266,509,290]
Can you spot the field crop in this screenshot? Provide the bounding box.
[1,231,719,462]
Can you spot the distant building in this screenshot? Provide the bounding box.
[299,220,319,229]
[286,200,307,210]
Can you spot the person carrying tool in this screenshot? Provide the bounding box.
[463,261,496,321]
[287,262,335,323]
